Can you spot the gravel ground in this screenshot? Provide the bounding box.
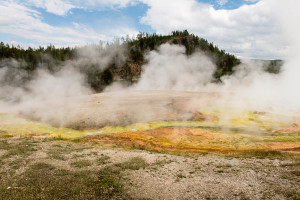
[0,138,299,200]
[125,154,300,200]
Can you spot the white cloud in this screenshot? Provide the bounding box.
[244,0,260,3]
[24,0,138,15]
[27,0,75,15]
[0,1,137,47]
[71,0,138,9]
[140,0,290,59]
[218,0,228,6]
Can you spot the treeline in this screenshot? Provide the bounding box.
[1,30,280,91]
[126,30,241,80]
[0,42,73,72]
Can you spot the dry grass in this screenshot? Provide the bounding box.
[0,137,299,200]
[70,160,93,168]
[0,138,133,200]
[114,157,148,170]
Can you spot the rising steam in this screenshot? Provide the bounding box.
[0,0,299,129]
[132,43,216,91]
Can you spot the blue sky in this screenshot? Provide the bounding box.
[0,0,291,59]
[29,0,257,33]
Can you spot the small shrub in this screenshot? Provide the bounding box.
[176,173,186,179]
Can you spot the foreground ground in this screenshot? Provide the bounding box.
[0,91,300,199]
[0,137,299,200]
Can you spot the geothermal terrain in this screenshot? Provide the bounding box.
[1,0,300,198]
[0,90,299,199]
[11,90,300,153]
[0,25,299,200]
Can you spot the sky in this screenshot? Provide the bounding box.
[0,0,294,59]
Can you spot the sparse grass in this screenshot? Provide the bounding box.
[250,150,283,158]
[0,161,129,200]
[51,144,63,148]
[0,138,131,199]
[0,139,151,199]
[97,154,111,165]
[47,142,90,155]
[275,187,300,200]
[231,150,300,160]
[47,149,66,160]
[72,153,85,159]
[291,171,300,176]
[176,173,186,179]
[0,133,299,200]
[72,146,91,152]
[8,159,24,170]
[70,159,93,168]
[114,157,148,170]
[91,174,124,200]
[153,159,173,166]
[31,162,56,170]
[175,173,186,182]
[0,140,37,159]
[216,164,232,168]
[0,140,11,150]
[205,197,217,200]
[100,166,123,176]
[87,151,98,156]
[0,134,13,138]
[70,138,82,143]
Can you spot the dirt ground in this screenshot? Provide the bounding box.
[0,137,299,200]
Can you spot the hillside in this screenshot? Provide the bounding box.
[124,30,240,82]
[0,30,281,92]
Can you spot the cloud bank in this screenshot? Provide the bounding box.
[140,0,288,59]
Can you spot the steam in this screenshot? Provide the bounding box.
[74,40,127,72]
[132,44,216,91]
[0,40,128,127]
[0,1,299,129]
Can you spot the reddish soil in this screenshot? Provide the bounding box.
[273,123,300,133]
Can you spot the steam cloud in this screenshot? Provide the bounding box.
[0,41,129,127]
[132,44,216,91]
[0,0,299,129]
